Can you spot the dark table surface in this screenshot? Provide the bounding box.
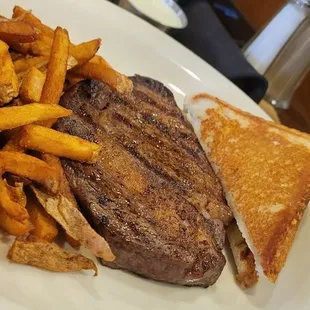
[234,0,310,134]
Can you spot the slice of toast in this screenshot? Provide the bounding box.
[185,93,310,283]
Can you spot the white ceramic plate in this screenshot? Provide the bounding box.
[0,1,309,309]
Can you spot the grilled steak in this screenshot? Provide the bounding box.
[55,76,232,286]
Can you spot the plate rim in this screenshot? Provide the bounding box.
[0,1,307,310]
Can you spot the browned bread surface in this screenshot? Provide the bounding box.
[186,93,310,282]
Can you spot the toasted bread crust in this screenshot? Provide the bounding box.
[262,180,309,282]
[188,93,310,282]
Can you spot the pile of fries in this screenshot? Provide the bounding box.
[0,6,125,274]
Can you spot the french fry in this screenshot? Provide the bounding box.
[66,73,83,85]
[0,7,122,268]
[10,42,31,54]
[12,6,98,61]
[28,35,53,56]
[10,35,52,57]
[12,6,100,66]
[8,235,98,275]
[14,55,75,75]
[33,188,115,262]
[90,55,112,69]
[9,98,24,106]
[27,190,58,242]
[41,154,80,247]
[66,55,113,84]
[2,128,25,152]
[66,234,81,248]
[40,154,79,209]
[70,61,115,86]
[40,27,69,105]
[17,70,29,89]
[0,151,60,193]
[0,178,29,221]
[20,125,102,163]
[4,63,69,152]
[0,40,19,105]
[69,39,101,65]
[14,56,48,73]
[0,103,71,130]
[0,208,32,236]
[38,63,47,73]
[70,61,132,93]
[2,136,25,152]
[2,127,20,140]
[0,20,40,44]
[10,51,25,61]
[5,174,32,187]
[12,6,54,39]
[66,55,78,70]
[19,67,46,103]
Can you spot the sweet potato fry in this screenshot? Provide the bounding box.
[0,103,71,130]
[40,27,69,105]
[12,6,54,39]
[14,56,48,73]
[0,20,40,44]
[70,61,132,93]
[69,39,101,65]
[41,154,80,247]
[0,40,19,105]
[33,187,115,262]
[20,125,101,163]
[27,190,58,242]
[0,151,60,194]
[8,235,98,275]
[0,178,28,221]
[19,67,46,103]
[0,208,32,235]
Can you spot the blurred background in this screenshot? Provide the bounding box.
[234,0,310,133]
[112,0,310,133]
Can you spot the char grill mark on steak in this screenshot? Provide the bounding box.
[55,76,232,286]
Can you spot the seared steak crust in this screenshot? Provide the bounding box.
[55,76,232,286]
